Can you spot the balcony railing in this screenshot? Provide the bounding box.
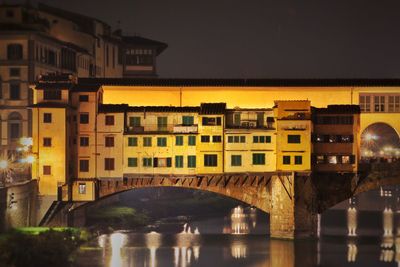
[173,124,198,133]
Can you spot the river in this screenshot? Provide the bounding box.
[73,202,400,267]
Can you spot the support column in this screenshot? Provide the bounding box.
[270,172,318,239]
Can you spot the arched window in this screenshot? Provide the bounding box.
[7,44,23,60]
[8,112,22,140]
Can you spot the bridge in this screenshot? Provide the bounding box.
[39,162,400,239]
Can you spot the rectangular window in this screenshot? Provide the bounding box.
[231,155,242,166]
[212,135,222,143]
[10,123,20,139]
[79,160,89,172]
[43,90,61,100]
[143,137,152,147]
[43,137,52,147]
[9,68,20,77]
[240,136,246,143]
[201,135,210,143]
[182,116,194,125]
[265,136,271,143]
[252,153,265,165]
[105,115,114,125]
[128,157,138,167]
[43,113,52,123]
[253,136,259,143]
[175,156,184,168]
[143,158,152,167]
[80,113,89,124]
[328,156,337,164]
[295,156,302,165]
[157,117,167,131]
[374,95,385,112]
[359,95,371,112]
[288,135,301,143]
[80,137,89,147]
[204,154,218,167]
[228,136,234,143]
[233,113,241,126]
[188,136,196,146]
[188,155,196,168]
[78,183,86,194]
[9,83,20,100]
[43,165,51,175]
[104,158,115,170]
[129,117,141,127]
[341,155,350,164]
[176,136,183,146]
[202,117,222,126]
[79,95,89,102]
[157,137,167,147]
[105,136,114,147]
[128,137,137,146]
[283,156,291,165]
[316,155,325,164]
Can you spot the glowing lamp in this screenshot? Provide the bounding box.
[20,137,33,147]
[0,160,8,170]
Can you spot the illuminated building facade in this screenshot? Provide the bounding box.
[0,3,167,163]
[30,75,361,202]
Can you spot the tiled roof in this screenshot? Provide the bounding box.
[28,103,71,108]
[71,84,101,92]
[35,83,73,90]
[77,78,400,87]
[312,105,361,114]
[200,103,226,114]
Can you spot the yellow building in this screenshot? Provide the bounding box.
[30,76,368,203]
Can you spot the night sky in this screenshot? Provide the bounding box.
[21,0,400,78]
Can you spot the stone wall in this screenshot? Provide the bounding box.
[0,180,38,231]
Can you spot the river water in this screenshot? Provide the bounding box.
[73,203,400,267]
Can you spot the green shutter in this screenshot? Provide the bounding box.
[176,136,183,146]
[157,137,167,147]
[182,116,194,125]
[188,155,196,168]
[231,155,242,166]
[253,136,258,143]
[175,156,183,168]
[265,136,271,143]
[128,137,137,146]
[188,136,196,146]
[253,153,265,165]
[129,117,141,127]
[143,137,152,147]
[128,157,137,167]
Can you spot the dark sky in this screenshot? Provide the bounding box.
[24,0,400,78]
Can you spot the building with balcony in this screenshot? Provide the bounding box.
[0,3,167,163]
[30,75,361,202]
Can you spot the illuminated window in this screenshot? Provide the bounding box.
[175,156,184,168]
[79,160,89,172]
[43,165,51,175]
[128,137,137,146]
[157,137,167,147]
[104,158,115,170]
[388,96,400,112]
[79,95,89,102]
[105,115,114,126]
[202,117,221,126]
[80,113,89,124]
[328,156,337,164]
[80,137,89,146]
[188,155,196,168]
[341,156,350,164]
[127,157,137,167]
[188,136,196,146]
[204,154,217,167]
[288,135,301,143]
[316,155,325,164]
[43,113,52,123]
[105,136,114,147]
[340,135,353,143]
[212,135,222,143]
[143,158,152,167]
[143,137,152,147]
[283,156,291,165]
[253,153,265,165]
[231,155,242,166]
[78,183,86,194]
[176,136,183,146]
[43,137,52,147]
[374,96,385,112]
[201,135,210,143]
[359,95,371,112]
[154,157,172,167]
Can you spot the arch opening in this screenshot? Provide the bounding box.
[361,122,400,160]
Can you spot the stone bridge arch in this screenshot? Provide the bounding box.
[361,122,400,158]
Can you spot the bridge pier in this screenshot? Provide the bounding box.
[270,172,318,239]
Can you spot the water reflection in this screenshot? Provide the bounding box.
[109,233,127,267]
